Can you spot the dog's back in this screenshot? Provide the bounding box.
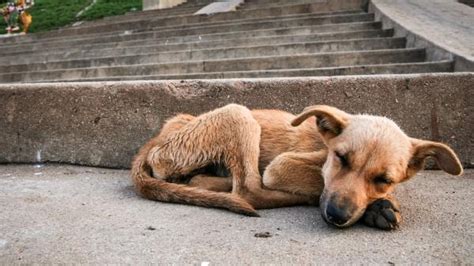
[251,109,324,171]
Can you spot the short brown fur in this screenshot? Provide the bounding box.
[131,104,463,229]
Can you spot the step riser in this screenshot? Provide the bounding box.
[50,62,453,82]
[0,49,425,83]
[203,49,425,72]
[0,22,382,55]
[0,30,393,63]
[155,62,453,79]
[0,38,406,73]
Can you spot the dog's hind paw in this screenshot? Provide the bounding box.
[362,198,401,230]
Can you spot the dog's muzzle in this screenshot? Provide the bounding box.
[320,192,360,228]
[324,203,351,226]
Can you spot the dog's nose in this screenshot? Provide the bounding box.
[325,203,350,226]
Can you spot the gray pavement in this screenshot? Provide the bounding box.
[0,164,472,264]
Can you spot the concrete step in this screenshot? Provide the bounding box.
[42,61,452,82]
[0,10,362,51]
[241,0,327,9]
[79,2,364,38]
[72,9,363,42]
[0,2,363,44]
[0,11,369,51]
[145,61,454,79]
[0,29,395,65]
[0,74,470,168]
[0,37,406,73]
[0,48,426,83]
[0,20,382,56]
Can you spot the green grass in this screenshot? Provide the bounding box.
[0,0,141,34]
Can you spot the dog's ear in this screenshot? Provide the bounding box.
[291,105,350,139]
[407,138,463,177]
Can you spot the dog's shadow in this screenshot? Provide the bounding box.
[117,183,137,200]
[117,183,386,234]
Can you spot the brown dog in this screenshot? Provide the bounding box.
[131,104,462,230]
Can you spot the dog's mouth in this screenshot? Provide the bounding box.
[321,207,366,228]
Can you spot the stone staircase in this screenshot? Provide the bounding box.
[0,0,455,83]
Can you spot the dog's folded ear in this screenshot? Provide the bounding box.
[291,105,351,139]
[408,139,463,176]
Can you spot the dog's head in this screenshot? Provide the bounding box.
[292,105,463,228]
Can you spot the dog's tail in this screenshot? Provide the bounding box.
[131,152,259,217]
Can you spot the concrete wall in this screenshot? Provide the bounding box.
[0,74,472,169]
[143,0,187,11]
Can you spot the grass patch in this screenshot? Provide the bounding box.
[0,0,141,34]
[0,0,91,34]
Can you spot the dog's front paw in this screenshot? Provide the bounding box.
[362,198,401,230]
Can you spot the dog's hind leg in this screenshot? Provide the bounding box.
[149,104,309,210]
[134,107,259,216]
[148,104,261,179]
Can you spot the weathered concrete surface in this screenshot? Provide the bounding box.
[0,74,472,168]
[0,164,472,264]
[59,61,450,82]
[0,28,393,64]
[370,0,474,71]
[0,48,427,83]
[0,37,407,74]
[194,0,244,15]
[0,19,380,57]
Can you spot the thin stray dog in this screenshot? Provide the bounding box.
[131,104,462,230]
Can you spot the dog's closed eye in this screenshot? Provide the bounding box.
[335,151,350,168]
[373,174,393,185]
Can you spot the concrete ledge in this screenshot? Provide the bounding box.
[369,0,474,71]
[0,73,472,168]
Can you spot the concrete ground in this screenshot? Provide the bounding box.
[0,164,472,264]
